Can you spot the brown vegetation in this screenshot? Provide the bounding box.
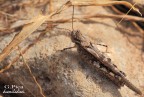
[0,0,144,97]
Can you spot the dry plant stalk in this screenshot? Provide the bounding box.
[0,14,48,62]
[111,5,144,35]
[49,0,53,13]
[132,22,144,34]
[71,0,141,15]
[0,0,142,75]
[117,2,138,25]
[77,14,144,22]
[46,13,144,23]
[0,0,143,96]
[18,46,46,97]
[0,10,17,17]
[0,1,71,63]
[0,29,48,73]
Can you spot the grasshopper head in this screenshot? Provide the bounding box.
[71,30,85,44]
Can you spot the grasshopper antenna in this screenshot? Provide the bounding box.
[72,5,74,31]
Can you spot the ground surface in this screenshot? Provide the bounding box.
[0,0,144,97]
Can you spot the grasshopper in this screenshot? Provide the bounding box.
[69,30,142,95]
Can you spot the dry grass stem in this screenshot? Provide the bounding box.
[79,14,144,22]
[18,46,46,97]
[49,0,53,13]
[132,22,144,34]
[71,1,141,15]
[111,6,144,34]
[117,3,138,25]
[111,6,124,15]
[0,15,48,63]
[0,0,143,97]
[0,11,17,17]
[0,1,71,63]
[48,14,144,23]
[0,30,47,73]
[0,0,142,69]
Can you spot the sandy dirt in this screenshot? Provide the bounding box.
[0,0,144,97]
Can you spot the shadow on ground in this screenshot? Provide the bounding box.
[0,49,122,97]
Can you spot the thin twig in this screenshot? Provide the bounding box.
[111,6,124,15]
[18,46,46,97]
[48,14,144,23]
[0,1,71,63]
[117,3,137,25]
[132,22,144,34]
[0,30,48,73]
[0,11,17,17]
[49,0,53,13]
[71,1,141,16]
[111,5,144,35]
[49,1,71,18]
